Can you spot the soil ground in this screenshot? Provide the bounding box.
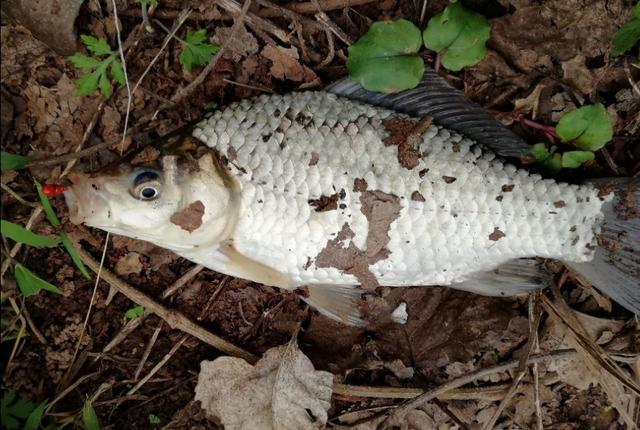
[1,0,639,429]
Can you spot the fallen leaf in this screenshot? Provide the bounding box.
[562,55,595,94]
[195,340,333,430]
[261,45,318,83]
[213,25,258,62]
[514,82,548,119]
[115,252,143,276]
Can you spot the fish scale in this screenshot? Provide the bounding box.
[191,91,606,288]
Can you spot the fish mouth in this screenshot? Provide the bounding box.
[64,173,110,226]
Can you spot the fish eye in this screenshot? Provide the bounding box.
[131,169,162,201]
[139,186,159,200]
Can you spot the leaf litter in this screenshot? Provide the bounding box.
[1,0,639,429]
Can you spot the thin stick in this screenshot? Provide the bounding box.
[21,302,47,344]
[44,372,100,415]
[216,0,289,42]
[162,264,204,298]
[531,294,543,430]
[64,233,110,385]
[0,183,38,207]
[99,312,147,356]
[481,294,542,430]
[3,298,27,378]
[127,334,188,395]
[258,0,380,16]
[625,58,640,98]
[110,0,133,154]
[134,320,163,380]
[74,244,257,362]
[132,10,191,96]
[170,0,252,105]
[378,349,575,425]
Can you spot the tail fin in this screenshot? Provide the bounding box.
[566,179,640,315]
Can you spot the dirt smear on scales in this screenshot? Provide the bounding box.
[1,0,639,429]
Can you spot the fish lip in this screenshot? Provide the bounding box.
[64,187,84,225]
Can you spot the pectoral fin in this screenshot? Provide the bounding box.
[219,242,294,289]
[303,284,366,326]
[451,258,549,297]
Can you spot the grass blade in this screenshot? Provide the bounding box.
[60,232,91,279]
[34,181,61,227]
[1,151,31,171]
[82,400,101,430]
[14,264,63,297]
[1,220,60,248]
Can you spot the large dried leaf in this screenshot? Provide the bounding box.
[195,341,333,430]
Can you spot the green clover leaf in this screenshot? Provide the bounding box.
[347,19,425,93]
[423,1,491,71]
[555,103,613,151]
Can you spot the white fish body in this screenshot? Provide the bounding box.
[64,77,639,323]
[187,91,606,289]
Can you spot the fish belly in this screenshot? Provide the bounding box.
[192,91,607,288]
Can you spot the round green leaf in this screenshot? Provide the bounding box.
[561,150,595,168]
[530,143,549,162]
[555,103,613,151]
[347,19,425,93]
[541,152,562,175]
[611,17,640,55]
[423,1,491,71]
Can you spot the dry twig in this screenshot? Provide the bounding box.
[134,320,164,381]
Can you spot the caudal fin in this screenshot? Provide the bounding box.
[566,179,640,315]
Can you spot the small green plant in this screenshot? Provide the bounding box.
[69,35,126,98]
[148,414,161,425]
[0,391,46,430]
[423,1,491,71]
[82,400,101,430]
[347,3,491,93]
[531,103,613,173]
[125,304,145,320]
[612,2,640,55]
[347,19,424,93]
[179,29,219,71]
[136,0,158,6]
[1,151,31,171]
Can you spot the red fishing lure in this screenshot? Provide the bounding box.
[42,184,67,197]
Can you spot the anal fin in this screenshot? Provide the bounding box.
[451,259,548,297]
[219,242,294,289]
[303,284,366,326]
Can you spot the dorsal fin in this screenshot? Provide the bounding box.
[326,69,531,159]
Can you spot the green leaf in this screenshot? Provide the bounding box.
[59,232,91,279]
[1,391,38,430]
[1,151,31,171]
[561,150,595,168]
[110,59,126,86]
[75,70,102,97]
[15,264,63,297]
[82,401,100,430]
[0,220,60,247]
[541,152,562,175]
[530,143,549,162]
[423,1,491,71]
[68,54,103,69]
[80,35,113,56]
[125,305,145,320]
[34,181,61,227]
[179,29,219,71]
[24,401,47,430]
[148,414,161,425]
[98,69,112,99]
[347,19,425,93]
[611,17,640,55]
[555,103,613,151]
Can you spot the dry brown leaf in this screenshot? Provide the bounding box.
[195,340,333,430]
[562,55,595,95]
[213,25,258,62]
[261,45,318,83]
[115,252,143,276]
[514,83,548,119]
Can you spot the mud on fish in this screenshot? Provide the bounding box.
[64,71,640,325]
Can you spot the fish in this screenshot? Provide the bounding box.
[64,70,640,325]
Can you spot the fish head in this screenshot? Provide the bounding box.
[65,144,238,251]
